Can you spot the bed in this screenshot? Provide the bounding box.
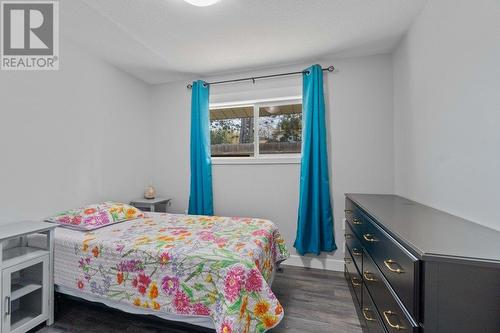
[32,212,289,333]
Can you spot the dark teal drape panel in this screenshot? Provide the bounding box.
[188,80,214,216]
[294,65,336,255]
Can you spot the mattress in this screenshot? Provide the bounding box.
[32,213,289,333]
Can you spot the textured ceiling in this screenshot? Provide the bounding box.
[62,0,426,84]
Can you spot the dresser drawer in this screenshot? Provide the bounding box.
[345,198,365,236]
[363,252,418,333]
[345,223,363,272]
[358,213,419,317]
[362,285,387,333]
[345,248,363,305]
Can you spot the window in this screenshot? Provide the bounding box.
[210,105,255,157]
[210,99,302,162]
[258,103,302,155]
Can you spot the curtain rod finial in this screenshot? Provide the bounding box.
[187,84,193,89]
[327,66,335,72]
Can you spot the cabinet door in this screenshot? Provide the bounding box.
[2,267,11,333]
[2,255,49,333]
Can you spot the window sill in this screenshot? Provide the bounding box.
[211,156,301,165]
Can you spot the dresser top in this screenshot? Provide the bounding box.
[346,193,500,265]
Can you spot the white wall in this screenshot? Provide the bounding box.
[393,0,500,231]
[151,54,394,269]
[0,39,152,223]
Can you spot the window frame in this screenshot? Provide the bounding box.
[210,96,302,165]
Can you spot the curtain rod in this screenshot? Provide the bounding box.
[186,65,335,89]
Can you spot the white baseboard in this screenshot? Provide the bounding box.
[282,254,344,272]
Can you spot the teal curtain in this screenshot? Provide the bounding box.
[188,80,214,215]
[294,65,336,255]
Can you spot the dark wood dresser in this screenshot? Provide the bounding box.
[344,193,500,333]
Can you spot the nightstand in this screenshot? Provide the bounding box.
[0,221,57,333]
[129,197,172,213]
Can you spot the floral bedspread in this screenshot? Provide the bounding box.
[69,213,289,333]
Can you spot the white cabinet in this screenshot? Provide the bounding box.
[0,222,56,333]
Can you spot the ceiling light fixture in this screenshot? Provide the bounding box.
[183,0,219,7]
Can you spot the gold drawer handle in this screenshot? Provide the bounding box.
[351,277,362,287]
[363,271,377,282]
[345,233,352,239]
[383,311,406,330]
[362,308,377,322]
[352,248,362,256]
[384,259,404,274]
[363,233,377,242]
[345,209,352,214]
[352,218,363,225]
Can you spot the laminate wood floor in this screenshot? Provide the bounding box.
[32,265,362,333]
